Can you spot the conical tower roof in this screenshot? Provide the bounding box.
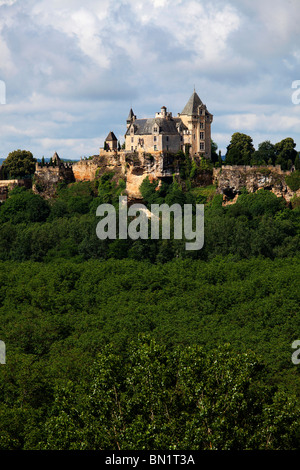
[127,108,135,122]
[105,131,118,142]
[52,151,60,163]
[181,91,203,115]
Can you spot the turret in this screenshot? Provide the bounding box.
[127,108,136,128]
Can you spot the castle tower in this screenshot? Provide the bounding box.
[178,90,213,158]
[51,151,61,165]
[127,108,136,128]
[105,131,118,151]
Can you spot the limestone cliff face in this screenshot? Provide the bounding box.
[33,154,299,203]
[33,163,74,199]
[213,165,300,204]
[125,151,178,199]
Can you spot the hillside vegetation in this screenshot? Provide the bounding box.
[0,173,299,449]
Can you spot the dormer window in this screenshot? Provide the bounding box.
[131,126,134,134]
[153,127,158,133]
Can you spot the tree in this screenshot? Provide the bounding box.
[211,140,219,164]
[274,138,298,170]
[286,171,300,192]
[225,133,255,165]
[3,150,36,178]
[251,141,276,166]
[40,337,300,450]
[0,188,50,224]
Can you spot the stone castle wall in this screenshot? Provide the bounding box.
[213,165,299,203]
[31,154,299,202]
[0,179,32,202]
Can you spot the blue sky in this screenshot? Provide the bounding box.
[0,0,300,160]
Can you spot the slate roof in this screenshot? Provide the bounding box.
[127,108,135,121]
[105,131,118,141]
[125,117,187,136]
[180,91,203,115]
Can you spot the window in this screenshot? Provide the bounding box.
[153,127,158,133]
[154,145,157,151]
[200,142,205,150]
[193,134,196,140]
[200,122,204,129]
[131,146,133,151]
[166,145,169,151]
[131,137,134,143]
[154,136,157,142]
[166,136,169,141]
[200,132,204,140]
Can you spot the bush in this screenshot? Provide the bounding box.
[0,190,50,224]
[286,171,300,192]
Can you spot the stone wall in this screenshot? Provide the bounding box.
[213,165,300,203]
[33,163,74,199]
[32,154,299,204]
[0,179,31,201]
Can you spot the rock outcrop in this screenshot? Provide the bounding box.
[213,165,300,204]
[32,153,299,203]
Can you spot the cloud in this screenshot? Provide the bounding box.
[0,0,300,158]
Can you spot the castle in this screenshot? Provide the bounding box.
[124,90,213,158]
[0,91,299,203]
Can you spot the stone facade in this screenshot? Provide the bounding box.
[125,91,213,158]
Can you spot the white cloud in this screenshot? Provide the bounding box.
[0,0,17,5]
[0,0,300,159]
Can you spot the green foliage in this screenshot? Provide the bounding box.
[286,171,300,192]
[0,189,50,224]
[3,150,36,178]
[0,156,300,450]
[274,138,298,170]
[40,338,300,450]
[140,177,196,209]
[224,135,299,169]
[251,140,276,166]
[211,139,219,164]
[225,133,255,165]
[231,189,286,218]
[0,257,299,449]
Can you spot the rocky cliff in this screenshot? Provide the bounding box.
[32,153,299,203]
[213,165,300,204]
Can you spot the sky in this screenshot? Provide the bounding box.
[0,0,300,160]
